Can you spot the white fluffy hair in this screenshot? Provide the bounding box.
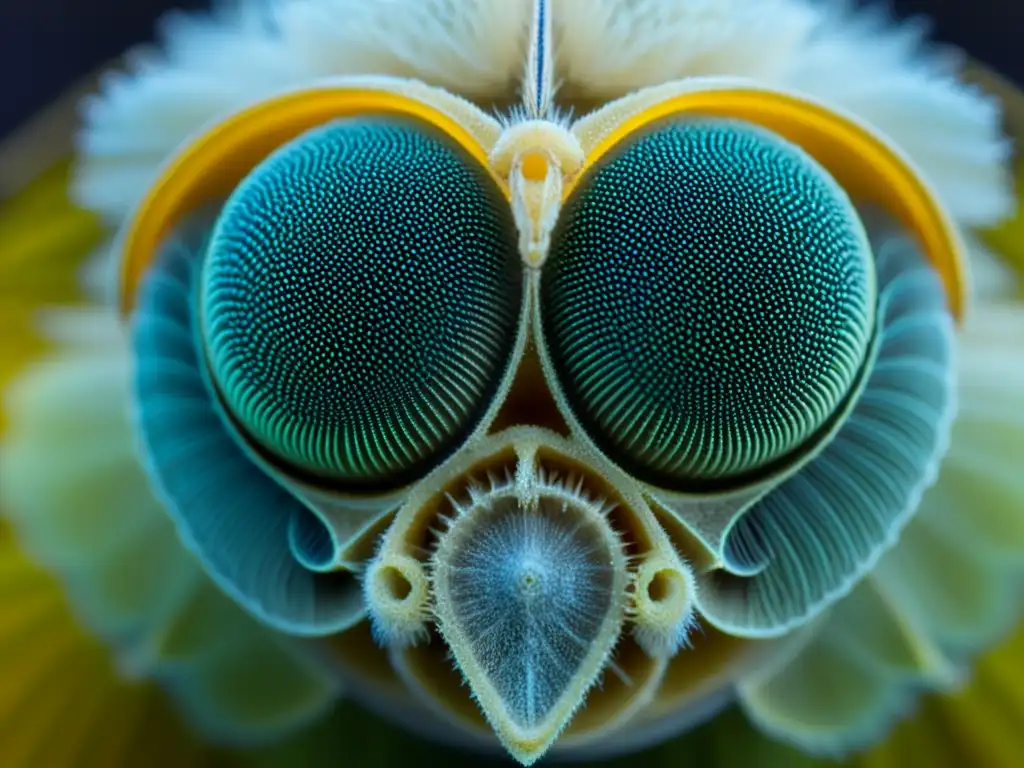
[74,0,1013,233]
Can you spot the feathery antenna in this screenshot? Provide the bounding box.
[523,0,556,117]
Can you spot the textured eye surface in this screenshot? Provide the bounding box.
[541,120,874,487]
[201,118,521,486]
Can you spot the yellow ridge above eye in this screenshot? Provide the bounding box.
[573,84,969,322]
[117,85,499,314]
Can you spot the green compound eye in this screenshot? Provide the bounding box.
[200,118,521,487]
[541,120,875,488]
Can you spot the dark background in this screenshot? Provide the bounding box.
[0,0,1021,140]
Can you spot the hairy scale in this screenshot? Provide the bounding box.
[441,498,617,728]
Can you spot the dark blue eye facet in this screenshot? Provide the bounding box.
[541,119,874,488]
[201,118,521,487]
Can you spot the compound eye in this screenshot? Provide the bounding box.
[200,118,521,487]
[541,119,875,488]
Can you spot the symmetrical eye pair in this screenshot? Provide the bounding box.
[122,81,963,760]
[125,82,958,651]
[118,79,967,506]
[188,111,870,499]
